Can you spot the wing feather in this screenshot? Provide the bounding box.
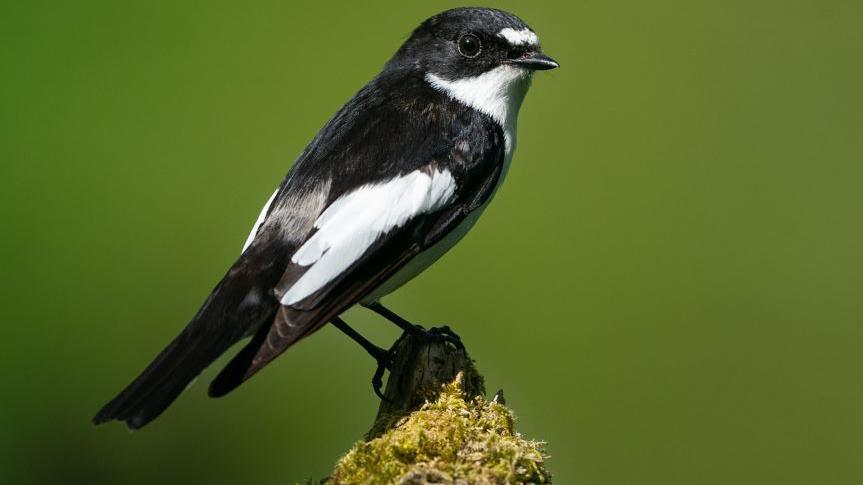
[278,168,457,307]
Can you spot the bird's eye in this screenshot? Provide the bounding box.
[457,33,482,58]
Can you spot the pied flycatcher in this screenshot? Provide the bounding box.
[94,7,558,429]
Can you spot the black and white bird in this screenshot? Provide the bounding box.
[94,7,558,429]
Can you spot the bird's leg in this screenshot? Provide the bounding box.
[331,316,393,400]
[365,302,466,353]
[331,316,390,362]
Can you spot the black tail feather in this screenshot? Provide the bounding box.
[92,326,238,429]
[93,245,285,429]
[208,323,271,398]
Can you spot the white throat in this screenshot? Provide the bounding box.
[425,66,532,155]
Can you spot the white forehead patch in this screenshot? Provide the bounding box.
[498,28,539,47]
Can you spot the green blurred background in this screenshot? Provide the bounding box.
[2,1,862,483]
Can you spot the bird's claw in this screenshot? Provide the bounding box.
[372,363,391,402]
[371,339,401,402]
[408,324,467,354]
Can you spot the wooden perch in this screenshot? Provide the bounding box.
[326,327,552,484]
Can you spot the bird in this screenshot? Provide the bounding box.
[93,7,558,430]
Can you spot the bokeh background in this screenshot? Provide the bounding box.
[2,1,862,484]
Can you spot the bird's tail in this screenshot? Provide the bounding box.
[93,248,283,429]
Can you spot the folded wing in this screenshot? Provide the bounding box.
[208,158,503,396]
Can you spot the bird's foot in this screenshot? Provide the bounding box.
[365,302,465,354]
[406,324,466,354]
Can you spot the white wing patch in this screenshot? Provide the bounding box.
[498,28,539,47]
[279,169,457,306]
[242,189,278,253]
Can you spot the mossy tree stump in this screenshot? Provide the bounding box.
[328,328,551,484]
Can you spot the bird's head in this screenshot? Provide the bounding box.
[389,8,558,77]
[386,8,558,127]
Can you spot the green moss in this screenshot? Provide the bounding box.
[330,374,551,484]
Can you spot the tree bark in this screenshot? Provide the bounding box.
[369,330,485,437]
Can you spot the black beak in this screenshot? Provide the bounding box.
[508,52,560,71]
